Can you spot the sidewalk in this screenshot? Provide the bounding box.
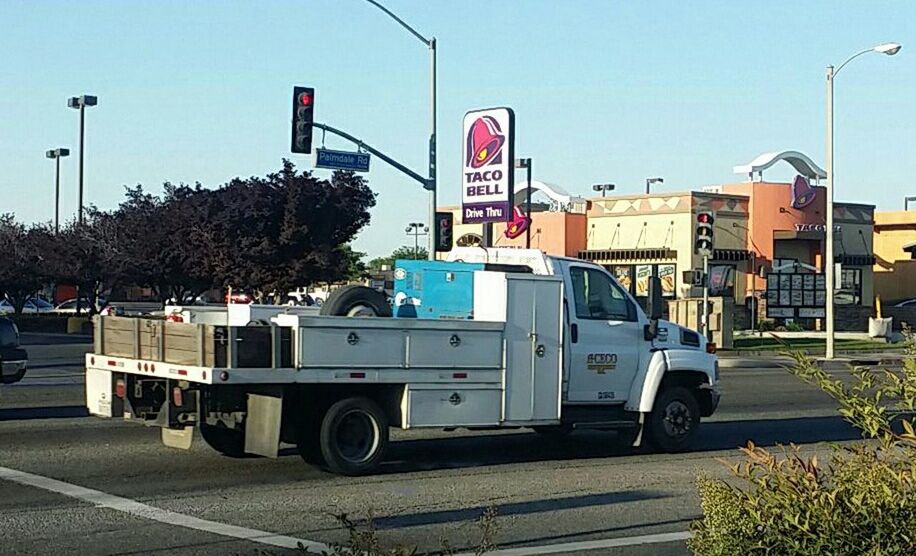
[719,351,907,370]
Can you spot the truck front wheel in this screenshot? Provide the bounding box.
[319,397,389,476]
[646,386,700,452]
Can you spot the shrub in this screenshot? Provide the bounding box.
[784,321,805,332]
[689,336,916,555]
[757,320,776,332]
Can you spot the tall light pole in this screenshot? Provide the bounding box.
[646,177,664,194]
[363,0,436,261]
[405,222,429,259]
[825,42,900,359]
[67,95,98,225]
[592,183,616,197]
[45,148,71,233]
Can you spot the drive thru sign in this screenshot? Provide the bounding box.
[461,107,515,224]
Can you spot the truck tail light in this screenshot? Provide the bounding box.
[706,342,717,354]
[166,312,184,323]
[172,387,183,407]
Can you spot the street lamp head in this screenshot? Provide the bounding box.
[68,95,98,109]
[874,42,902,55]
[59,148,70,157]
[592,183,615,192]
[647,177,664,184]
[46,150,56,159]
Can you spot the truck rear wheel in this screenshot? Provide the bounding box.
[319,397,388,476]
[646,386,700,452]
[320,285,391,317]
[199,423,251,458]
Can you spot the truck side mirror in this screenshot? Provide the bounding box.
[647,276,663,321]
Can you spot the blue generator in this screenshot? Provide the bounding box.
[392,260,484,319]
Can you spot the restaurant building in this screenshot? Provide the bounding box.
[441,151,880,329]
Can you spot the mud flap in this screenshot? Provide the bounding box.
[632,413,645,447]
[162,426,194,450]
[244,393,282,458]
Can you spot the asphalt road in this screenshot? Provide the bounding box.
[0,337,870,556]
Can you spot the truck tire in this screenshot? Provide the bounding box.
[646,386,700,453]
[199,423,252,458]
[320,285,391,317]
[319,397,389,476]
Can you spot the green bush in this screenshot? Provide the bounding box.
[757,320,776,332]
[689,337,916,555]
[784,321,805,332]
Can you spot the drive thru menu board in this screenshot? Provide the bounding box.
[766,272,826,318]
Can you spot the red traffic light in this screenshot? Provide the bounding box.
[298,92,313,107]
[697,212,713,224]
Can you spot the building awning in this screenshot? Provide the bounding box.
[578,248,677,262]
[712,249,753,262]
[835,254,876,266]
[774,230,823,241]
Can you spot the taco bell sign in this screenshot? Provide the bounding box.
[461,107,515,224]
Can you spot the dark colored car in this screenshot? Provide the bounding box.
[0,317,28,384]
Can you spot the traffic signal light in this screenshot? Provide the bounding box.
[695,211,715,256]
[435,212,453,252]
[291,86,315,154]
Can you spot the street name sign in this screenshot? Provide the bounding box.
[315,148,370,172]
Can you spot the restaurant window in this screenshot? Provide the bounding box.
[836,268,862,305]
[605,263,677,299]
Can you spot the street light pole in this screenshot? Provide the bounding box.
[68,95,98,225]
[646,177,663,195]
[46,148,70,233]
[363,0,436,261]
[406,222,429,259]
[824,42,901,360]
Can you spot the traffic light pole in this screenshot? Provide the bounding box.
[702,254,710,342]
[312,122,430,189]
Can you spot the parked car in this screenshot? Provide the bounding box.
[53,298,106,314]
[0,317,28,384]
[893,299,916,308]
[0,297,55,315]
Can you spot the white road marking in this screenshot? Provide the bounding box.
[0,464,690,554]
[0,465,328,553]
[453,531,691,555]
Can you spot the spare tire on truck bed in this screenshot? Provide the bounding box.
[319,285,392,317]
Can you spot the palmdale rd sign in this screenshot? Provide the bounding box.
[461,107,515,224]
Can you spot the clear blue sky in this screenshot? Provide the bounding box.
[1,1,913,257]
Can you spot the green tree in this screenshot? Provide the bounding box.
[367,245,429,270]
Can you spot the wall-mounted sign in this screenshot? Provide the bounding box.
[504,206,530,239]
[795,223,841,232]
[790,175,817,209]
[461,107,515,224]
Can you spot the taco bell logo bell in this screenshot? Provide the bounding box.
[461,108,515,225]
[466,116,505,168]
[790,174,817,210]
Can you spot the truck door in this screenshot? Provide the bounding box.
[565,264,642,403]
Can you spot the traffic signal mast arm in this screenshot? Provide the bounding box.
[313,122,432,190]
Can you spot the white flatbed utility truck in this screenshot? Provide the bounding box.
[85,248,719,475]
